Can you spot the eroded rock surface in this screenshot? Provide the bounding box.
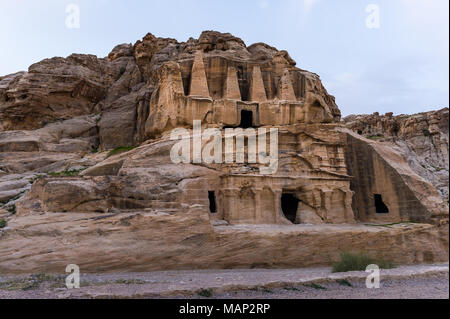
[344,109,449,201]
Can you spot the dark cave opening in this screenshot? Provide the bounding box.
[281,193,299,224]
[208,191,217,213]
[374,194,389,214]
[239,110,254,128]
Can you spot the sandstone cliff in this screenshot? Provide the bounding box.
[343,109,449,201]
[0,31,340,146]
[0,31,447,274]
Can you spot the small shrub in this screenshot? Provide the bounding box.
[50,282,67,289]
[48,169,82,177]
[33,273,54,283]
[29,175,44,184]
[114,279,146,285]
[284,286,300,291]
[107,146,135,158]
[0,219,7,228]
[332,251,394,273]
[304,283,326,290]
[336,279,352,287]
[262,288,274,294]
[0,278,30,291]
[197,288,213,298]
[7,204,16,215]
[22,274,54,291]
[9,191,25,202]
[367,135,384,141]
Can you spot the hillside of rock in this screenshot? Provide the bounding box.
[0,31,447,274]
[343,109,449,201]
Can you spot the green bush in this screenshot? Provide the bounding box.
[107,146,135,158]
[114,279,146,285]
[7,204,16,215]
[197,288,213,298]
[336,279,352,287]
[262,287,274,294]
[0,219,7,229]
[367,135,384,141]
[304,283,326,290]
[48,169,82,177]
[332,252,394,273]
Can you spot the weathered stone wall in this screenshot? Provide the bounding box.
[0,208,447,274]
[0,31,341,147]
[217,174,354,225]
[344,129,448,225]
[143,49,337,138]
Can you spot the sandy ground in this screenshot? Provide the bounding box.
[0,263,447,299]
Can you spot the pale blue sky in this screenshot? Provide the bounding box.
[0,0,448,116]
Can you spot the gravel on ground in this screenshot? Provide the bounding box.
[0,263,447,299]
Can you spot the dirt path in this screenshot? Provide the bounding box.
[205,276,449,299]
[0,263,447,299]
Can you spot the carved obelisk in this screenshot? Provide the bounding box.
[279,69,296,101]
[249,65,267,102]
[189,51,210,97]
[225,66,241,100]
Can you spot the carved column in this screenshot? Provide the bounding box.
[274,190,284,224]
[254,188,263,223]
